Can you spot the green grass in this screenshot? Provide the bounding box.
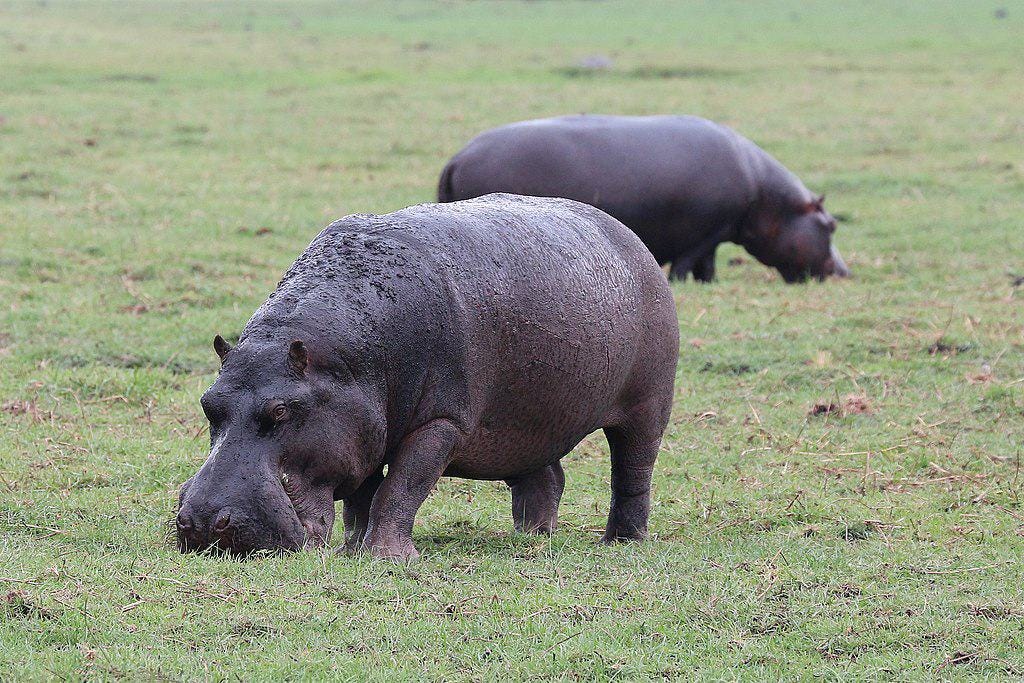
[2,0,1024,679]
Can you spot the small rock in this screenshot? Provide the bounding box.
[576,54,614,71]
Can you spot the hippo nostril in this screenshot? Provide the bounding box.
[176,509,194,532]
[213,511,232,533]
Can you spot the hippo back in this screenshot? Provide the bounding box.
[439,115,761,264]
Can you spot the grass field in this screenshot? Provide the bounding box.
[2,0,1024,679]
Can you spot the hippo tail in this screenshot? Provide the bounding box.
[437,160,456,202]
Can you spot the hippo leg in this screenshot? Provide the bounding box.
[601,422,661,543]
[691,249,717,282]
[363,419,461,561]
[506,461,565,534]
[667,257,693,281]
[340,469,384,553]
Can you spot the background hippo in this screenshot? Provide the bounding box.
[176,194,679,561]
[438,114,850,283]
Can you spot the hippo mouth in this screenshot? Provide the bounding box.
[778,260,848,284]
[279,471,334,550]
[176,513,305,558]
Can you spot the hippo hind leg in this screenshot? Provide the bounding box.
[667,257,693,281]
[691,250,717,282]
[669,249,717,282]
[601,417,663,543]
[506,461,565,534]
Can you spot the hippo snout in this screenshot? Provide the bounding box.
[828,245,850,278]
[176,504,260,556]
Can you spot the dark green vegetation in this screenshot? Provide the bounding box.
[2,1,1023,679]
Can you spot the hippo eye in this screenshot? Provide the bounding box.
[265,401,289,425]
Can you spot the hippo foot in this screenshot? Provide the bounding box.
[518,521,556,535]
[337,539,363,556]
[335,537,419,562]
[600,530,647,545]
[367,539,420,563]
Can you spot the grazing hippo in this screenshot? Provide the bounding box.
[438,114,850,283]
[176,194,679,561]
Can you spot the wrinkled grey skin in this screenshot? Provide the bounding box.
[176,194,679,561]
[438,114,850,283]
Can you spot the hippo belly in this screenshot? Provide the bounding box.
[442,315,634,481]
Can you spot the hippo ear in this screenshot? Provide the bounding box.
[213,335,232,363]
[802,196,822,214]
[288,340,309,375]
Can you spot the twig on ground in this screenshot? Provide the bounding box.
[911,563,1006,576]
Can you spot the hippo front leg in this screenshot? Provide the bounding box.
[339,469,383,553]
[506,461,565,534]
[362,419,461,561]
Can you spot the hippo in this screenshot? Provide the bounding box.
[176,194,679,561]
[438,114,850,283]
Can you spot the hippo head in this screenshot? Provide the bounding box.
[743,195,850,283]
[176,335,378,556]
